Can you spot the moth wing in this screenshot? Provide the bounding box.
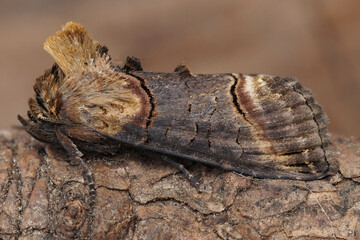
[100,75,335,180]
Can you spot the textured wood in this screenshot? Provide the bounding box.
[0,129,359,239]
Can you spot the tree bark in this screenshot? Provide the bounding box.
[0,129,359,239]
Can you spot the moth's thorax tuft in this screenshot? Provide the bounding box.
[43,22,100,76]
[26,22,151,136]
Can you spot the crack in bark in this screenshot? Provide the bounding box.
[153,170,183,185]
[39,150,57,237]
[95,185,129,193]
[12,147,23,238]
[301,183,338,240]
[126,175,212,217]
[4,144,51,237]
[128,180,241,220]
[134,196,203,216]
[0,148,14,207]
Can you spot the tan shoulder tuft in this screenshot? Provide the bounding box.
[44,22,101,76]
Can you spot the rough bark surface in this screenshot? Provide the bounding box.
[0,129,359,240]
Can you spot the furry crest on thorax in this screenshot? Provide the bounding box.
[27,22,148,136]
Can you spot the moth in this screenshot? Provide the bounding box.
[18,22,337,198]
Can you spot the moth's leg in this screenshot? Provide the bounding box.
[162,155,200,189]
[55,128,96,209]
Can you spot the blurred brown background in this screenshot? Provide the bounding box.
[0,0,359,136]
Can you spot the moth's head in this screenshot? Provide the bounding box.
[18,22,93,134]
[16,62,64,143]
[28,64,64,122]
[19,21,150,140]
[20,22,104,125]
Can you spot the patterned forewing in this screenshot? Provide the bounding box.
[111,71,332,180]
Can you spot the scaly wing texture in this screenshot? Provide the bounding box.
[112,71,335,180]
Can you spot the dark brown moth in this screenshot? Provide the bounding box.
[18,22,337,199]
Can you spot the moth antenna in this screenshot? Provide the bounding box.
[43,22,102,76]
